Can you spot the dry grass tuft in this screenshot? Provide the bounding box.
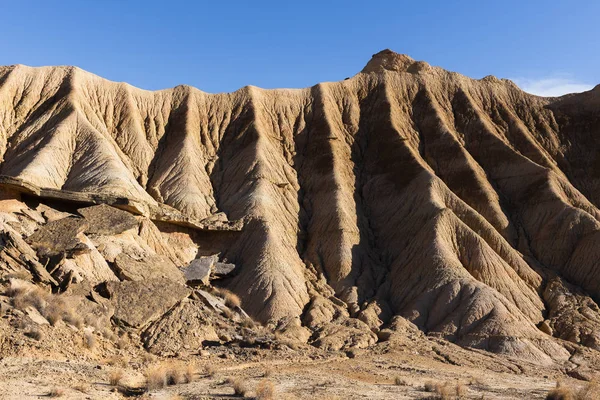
[546,381,600,400]
[256,379,275,400]
[205,364,217,377]
[145,362,195,391]
[73,383,90,393]
[109,369,124,386]
[145,364,167,391]
[24,327,43,341]
[183,362,196,383]
[214,288,241,309]
[423,381,466,399]
[48,388,64,397]
[263,367,273,378]
[227,377,247,396]
[394,376,407,386]
[84,330,96,349]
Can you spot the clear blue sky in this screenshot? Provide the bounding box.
[2,1,599,95]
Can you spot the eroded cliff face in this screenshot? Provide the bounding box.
[1,49,600,361]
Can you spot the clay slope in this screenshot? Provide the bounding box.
[1,49,600,362]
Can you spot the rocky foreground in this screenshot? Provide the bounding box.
[0,50,600,398]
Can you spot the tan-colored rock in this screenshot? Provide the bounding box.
[104,278,191,328]
[141,298,220,356]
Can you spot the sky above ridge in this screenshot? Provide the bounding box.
[2,1,599,96]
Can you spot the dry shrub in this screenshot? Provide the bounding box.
[109,369,124,386]
[222,307,234,319]
[48,388,64,397]
[73,383,89,393]
[25,327,43,341]
[145,364,167,391]
[241,317,256,328]
[577,381,600,399]
[394,376,407,386]
[256,379,275,400]
[62,311,83,329]
[424,381,466,399]
[141,351,155,364]
[205,364,217,377]
[183,362,196,383]
[546,381,600,400]
[215,288,241,308]
[106,355,128,367]
[145,362,194,390]
[116,336,127,349]
[8,281,49,311]
[6,281,85,329]
[84,330,96,349]
[227,377,247,396]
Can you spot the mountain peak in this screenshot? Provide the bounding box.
[361,49,430,74]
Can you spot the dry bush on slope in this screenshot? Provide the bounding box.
[424,381,467,399]
[6,280,83,328]
[256,379,275,400]
[226,377,247,396]
[48,388,64,397]
[145,362,196,391]
[213,288,242,309]
[109,369,124,386]
[546,381,600,400]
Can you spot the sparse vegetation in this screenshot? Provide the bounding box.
[145,362,195,391]
[205,364,217,377]
[545,381,600,400]
[256,379,275,400]
[84,330,96,349]
[24,327,42,341]
[48,387,64,397]
[73,383,89,393]
[394,376,407,386]
[214,288,241,308]
[146,364,167,391]
[227,377,247,396]
[109,369,124,386]
[423,381,466,399]
[183,362,196,383]
[6,280,86,330]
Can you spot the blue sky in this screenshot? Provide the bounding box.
[2,1,599,95]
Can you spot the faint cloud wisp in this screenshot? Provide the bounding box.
[512,75,594,97]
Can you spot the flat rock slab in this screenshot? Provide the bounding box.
[213,262,236,277]
[26,217,89,257]
[183,256,215,285]
[105,278,191,329]
[182,255,237,285]
[113,253,184,283]
[78,204,139,236]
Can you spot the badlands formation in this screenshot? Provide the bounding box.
[0,50,599,398]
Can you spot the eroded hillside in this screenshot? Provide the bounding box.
[1,49,600,370]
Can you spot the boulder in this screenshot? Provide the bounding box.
[141,298,220,356]
[104,278,191,329]
[183,256,215,285]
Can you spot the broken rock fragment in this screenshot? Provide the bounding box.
[78,204,139,235]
